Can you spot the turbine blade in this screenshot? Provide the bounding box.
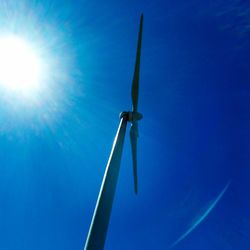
[131,14,143,112]
[130,122,139,194]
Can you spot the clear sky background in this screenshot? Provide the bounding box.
[0,0,249,249]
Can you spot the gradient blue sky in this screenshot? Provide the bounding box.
[0,0,249,249]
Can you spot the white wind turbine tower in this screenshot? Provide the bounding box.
[84,14,144,250]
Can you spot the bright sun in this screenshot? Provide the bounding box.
[0,36,42,96]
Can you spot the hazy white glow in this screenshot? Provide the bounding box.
[0,36,42,95]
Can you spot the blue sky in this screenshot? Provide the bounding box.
[0,0,249,249]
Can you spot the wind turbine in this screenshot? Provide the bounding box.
[84,14,144,250]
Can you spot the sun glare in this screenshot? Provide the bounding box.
[0,36,42,96]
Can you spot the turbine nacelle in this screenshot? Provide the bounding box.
[120,111,143,122]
